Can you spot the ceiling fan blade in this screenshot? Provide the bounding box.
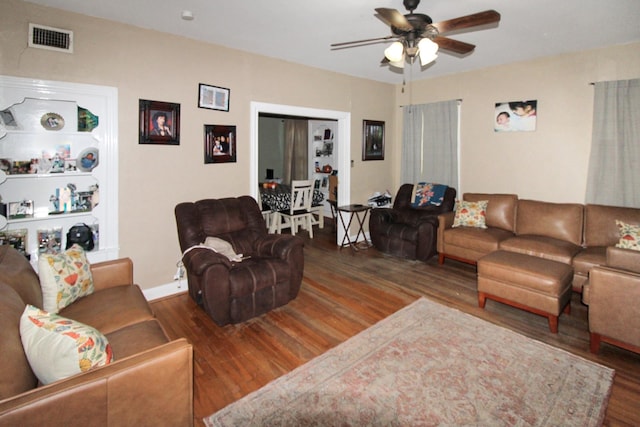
[432,10,500,34]
[331,35,395,48]
[375,8,413,32]
[433,36,475,54]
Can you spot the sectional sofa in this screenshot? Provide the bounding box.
[437,193,640,292]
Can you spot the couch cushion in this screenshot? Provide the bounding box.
[444,227,514,254]
[464,193,518,232]
[38,244,94,313]
[572,247,606,278]
[20,305,113,385]
[59,285,154,335]
[453,200,488,228]
[0,285,38,401]
[583,204,640,247]
[516,200,584,246]
[105,319,169,360]
[0,246,42,308]
[499,235,583,264]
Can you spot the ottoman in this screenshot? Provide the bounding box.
[477,251,573,333]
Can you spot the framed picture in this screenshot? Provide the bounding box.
[362,120,385,161]
[198,84,230,112]
[204,125,237,164]
[494,100,537,132]
[8,200,34,219]
[139,99,180,145]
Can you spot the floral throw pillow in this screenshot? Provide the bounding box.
[452,200,488,229]
[38,244,94,313]
[615,220,640,251]
[20,305,113,385]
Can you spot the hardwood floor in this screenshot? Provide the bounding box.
[151,226,640,426]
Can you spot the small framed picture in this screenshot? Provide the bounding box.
[198,84,230,112]
[204,125,236,164]
[362,120,385,161]
[8,200,34,219]
[139,99,180,145]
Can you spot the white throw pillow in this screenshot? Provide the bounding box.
[203,236,244,262]
[38,244,94,313]
[20,305,113,385]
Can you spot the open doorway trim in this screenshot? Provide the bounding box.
[250,102,351,245]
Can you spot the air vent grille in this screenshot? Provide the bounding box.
[28,23,73,53]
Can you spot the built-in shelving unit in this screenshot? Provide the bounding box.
[0,75,118,265]
[309,120,337,216]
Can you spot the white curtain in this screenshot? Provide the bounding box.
[586,79,640,208]
[401,100,459,190]
[282,119,308,184]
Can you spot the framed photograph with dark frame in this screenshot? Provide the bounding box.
[362,120,385,161]
[204,124,236,164]
[139,99,180,145]
[198,84,230,112]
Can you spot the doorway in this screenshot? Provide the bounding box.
[250,102,351,245]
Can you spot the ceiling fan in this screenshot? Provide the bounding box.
[331,0,500,69]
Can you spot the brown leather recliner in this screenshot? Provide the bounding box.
[582,246,640,355]
[369,183,456,261]
[175,196,304,326]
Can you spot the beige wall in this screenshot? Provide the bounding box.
[1,1,396,289]
[392,42,640,202]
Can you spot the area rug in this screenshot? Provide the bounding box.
[205,297,614,426]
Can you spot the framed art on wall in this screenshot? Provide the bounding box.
[362,120,385,161]
[494,100,537,132]
[198,84,230,112]
[204,124,236,163]
[139,99,180,145]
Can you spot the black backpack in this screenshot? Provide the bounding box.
[66,223,95,251]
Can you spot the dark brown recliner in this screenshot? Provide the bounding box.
[175,196,304,326]
[369,183,456,261]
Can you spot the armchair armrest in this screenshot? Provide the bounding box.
[0,339,193,426]
[606,246,640,274]
[183,247,233,275]
[437,211,455,253]
[254,234,304,260]
[91,258,134,292]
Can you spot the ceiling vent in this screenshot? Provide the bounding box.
[28,23,73,53]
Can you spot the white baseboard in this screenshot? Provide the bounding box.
[143,279,188,301]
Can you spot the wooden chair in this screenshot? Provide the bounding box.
[273,180,314,238]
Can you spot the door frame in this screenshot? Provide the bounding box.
[250,102,351,245]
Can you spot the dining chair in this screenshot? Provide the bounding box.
[273,180,314,238]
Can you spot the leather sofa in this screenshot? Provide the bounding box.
[0,245,193,426]
[175,196,304,326]
[583,246,640,355]
[369,183,456,261]
[438,194,640,292]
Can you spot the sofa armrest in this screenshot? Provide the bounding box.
[0,339,193,427]
[606,246,640,274]
[90,258,134,291]
[437,211,455,253]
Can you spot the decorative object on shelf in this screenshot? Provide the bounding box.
[0,228,28,258]
[198,83,230,112]
[8,200,34,219]
[494,100,537,132]
[37,227,62,254]
[40,112,65,131]
[363,120,385,161]
[77,106,99,132]
[322,164,333,173]
[65,223,95,251]
[138,99,180,145]
[77,147,99,172]
[204,124,237,163]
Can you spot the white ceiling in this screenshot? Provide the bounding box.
[25,0,640,84]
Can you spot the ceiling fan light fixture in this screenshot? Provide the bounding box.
[384,41,404,63]
[389,56,405,69]
[418,38,438,66]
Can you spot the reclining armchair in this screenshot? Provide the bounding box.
[583,246,640,355]
[369,183,456,261]
[175,196,304,326]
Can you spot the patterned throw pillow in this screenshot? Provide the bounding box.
[615,220,640,251]
[452,200,489,228]
[20,305,113,385]
[38,244,94,313]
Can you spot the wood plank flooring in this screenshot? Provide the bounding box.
[151,226,640,426]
